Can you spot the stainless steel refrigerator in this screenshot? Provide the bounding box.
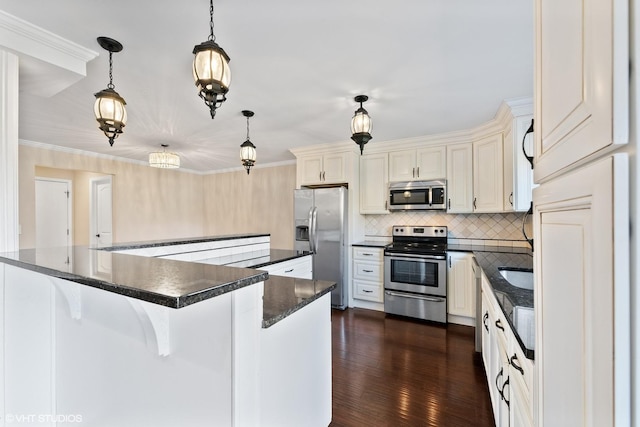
[294,186,348,309]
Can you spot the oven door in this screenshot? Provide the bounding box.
[384,253,447,297]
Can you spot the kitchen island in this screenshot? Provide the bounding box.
[0,235,335,427]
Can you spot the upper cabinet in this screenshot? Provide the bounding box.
[360,153,389,214]
[388,146,446,182]
[473,133,504,213]
[299,152,349,186]
[534,0,628,182]
[446,143,473,213]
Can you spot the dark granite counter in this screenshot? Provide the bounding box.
[352,240,390,248]
[101,233,270,251]
[448,245,534,360]
[0,246,267,309]
[262,276,336,328]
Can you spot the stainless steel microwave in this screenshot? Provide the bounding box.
[388,180,447,211]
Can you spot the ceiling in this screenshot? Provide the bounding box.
[0,0,533,173]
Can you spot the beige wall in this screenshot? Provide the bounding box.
[203,165,296,250]
[20,145,205,248]
[20,144,296,250]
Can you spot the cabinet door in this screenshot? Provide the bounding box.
[416,146,446,180]
[447,252,475,318]
[360,153,389,214]
[388,149,416,182]
[446,143,473,213]
[534,155,629,426]
[473,133,504,212]
[322,152,348,183]
[300,156,323,185]
[534,0,628,182]
[512,115,534,211]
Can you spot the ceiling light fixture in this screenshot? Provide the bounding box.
[94,37,127,147]
[350,95,372,155]
[149,144,180,169]
[192,0,231,119]
[240,110,256,175]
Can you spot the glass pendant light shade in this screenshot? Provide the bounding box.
[149,145,180,169]
[94,88,127,146]
[350,95,372,155]
[240,110,256,174]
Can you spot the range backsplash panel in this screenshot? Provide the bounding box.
[365,212,529,247]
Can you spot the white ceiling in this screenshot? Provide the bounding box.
[0,0,533,172]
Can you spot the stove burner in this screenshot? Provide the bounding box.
[384,225,448,256]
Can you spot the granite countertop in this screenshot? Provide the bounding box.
[262,276,336,328]
[352,240,391,248]
[101,233,270,251]
[0,246,267,309]
[448,245,534,360]
[197,249,310,268]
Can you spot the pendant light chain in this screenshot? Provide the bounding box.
[108,51,114,89]
[208,0,216,42]
[246,115,250,140]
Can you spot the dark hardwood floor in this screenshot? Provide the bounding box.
[329,308,495,427]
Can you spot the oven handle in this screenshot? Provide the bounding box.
[384,253,446,260]
[384,291,445,303]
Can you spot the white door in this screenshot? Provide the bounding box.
[91,177,113,247]
[35,178,71,269]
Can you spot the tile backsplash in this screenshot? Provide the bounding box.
[365,211,530,247]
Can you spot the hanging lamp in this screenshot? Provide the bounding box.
[350,95,372,154]
[94,37,127,147]
[240,110,256,175]
[149,144,180,169]
[192,0,231,119]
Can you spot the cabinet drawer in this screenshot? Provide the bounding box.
[353,260,383,282]
[353,247,384,261]
[353,280,383,302]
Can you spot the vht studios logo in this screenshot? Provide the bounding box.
[3,414,83,423]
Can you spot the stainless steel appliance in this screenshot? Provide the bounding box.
[384,225,448,323]
[388,180,447,211]
[294,186,348,309]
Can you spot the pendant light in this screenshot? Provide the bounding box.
[192,0,231,119]
[350,95,372,154]
[240,110,256,175]
[149,144,180,169]
[94,37,127,147]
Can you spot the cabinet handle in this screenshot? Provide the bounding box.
[416,167,420,177]
[363,289,373,293]
[449,256,452,268]
[495,319,505,331]
[362,253,373,256]
[284,268,294,273]
[495,367,504,399]
[502,377,511,408]
[448,198,451,209]
[385,200,388,210]
[363,269,374,273]
[509,192,514,206]
[510,354,524,375]
[473,197,477,210]
[483,312,489,331]
[522,118,535,169]
[412,167,415,178]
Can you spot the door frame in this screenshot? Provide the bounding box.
[90,176,113,247]
[35,177,72,248]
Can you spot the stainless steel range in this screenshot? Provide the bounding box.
[384,225,447,323]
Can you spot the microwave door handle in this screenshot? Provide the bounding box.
[428,187,433,206]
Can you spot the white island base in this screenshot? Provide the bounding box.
[1,263,332,427]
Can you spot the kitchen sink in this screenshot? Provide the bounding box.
[498,267,534,290]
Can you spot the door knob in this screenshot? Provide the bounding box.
[96,234,101,238]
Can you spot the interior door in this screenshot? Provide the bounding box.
[91,177,113,247]
[35,178,71,269]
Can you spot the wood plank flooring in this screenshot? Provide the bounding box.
[330,308,495,427]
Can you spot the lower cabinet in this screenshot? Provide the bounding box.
[352,247,384,303]
[262,256,312,279]
[447,251,475,325]
[481,270,533,427]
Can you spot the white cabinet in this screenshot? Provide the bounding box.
[299,152,349,186]
[534,0,628,182]
[533,155,628,426]
[352,247,384,303]
[446,143,473,213]
[473,133,504,212]
[262,256,312,280]
[359,153,389,214]
[388,146,446,182]
[447,252,475,323]
[503,114,534,212]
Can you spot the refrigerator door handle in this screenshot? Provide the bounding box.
[312,207,319,253]
[308,207,315,253]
